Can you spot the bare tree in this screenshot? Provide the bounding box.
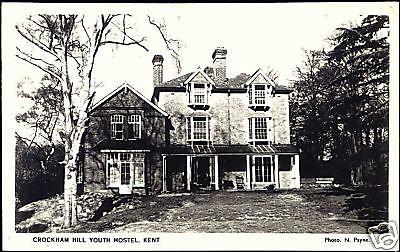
[16,14,179,228]
[16,75,64,171]
[148,15,183,74]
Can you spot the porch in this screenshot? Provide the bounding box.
[162,144,300,192]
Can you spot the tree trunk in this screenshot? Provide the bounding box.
[63,158,78,228]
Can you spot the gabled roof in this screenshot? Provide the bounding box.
[183,67,216,86]
[243,68,276,87]
[91,83,169,117]
[154,68,292,93]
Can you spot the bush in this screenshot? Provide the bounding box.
[15,138,64,208]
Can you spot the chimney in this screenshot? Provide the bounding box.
[204,66,214,79]
[152,55,164,86]
[212,47,227,85]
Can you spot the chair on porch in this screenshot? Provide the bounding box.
[236,176,245,190]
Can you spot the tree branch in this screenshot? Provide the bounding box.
[16,54,63,82]
[16,25,60,60]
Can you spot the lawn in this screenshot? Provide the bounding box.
[55,187,386,233]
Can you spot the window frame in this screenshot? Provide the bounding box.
[248,84,273,106]
[186,116,211,142]
[253,156,274,183]
[105,152,145,188]
[189,83,209,105]
[111,114,124,140]
[249,117,272,142]
[128,114,141,140]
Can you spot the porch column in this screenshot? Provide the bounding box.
[246,155,251,189]
[214,155,219,190]
[293,154,300,188]
[186,156,191,191]
[162,155,167,192]
[274,155,279,188]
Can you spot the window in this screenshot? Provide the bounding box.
[187,116,210,141]
[128,115,141,139]
[189,83,208,105]
[254,85,266,104]
[254,156,274,183]
[111,115,124,140]
[120,163,131,185]
[248,84,273,106]
[106,152,145,187]
[278,155,292,171]
[249,117,272,141]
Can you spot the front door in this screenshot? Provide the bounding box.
[119,162,132,194]
[192,157,211,188]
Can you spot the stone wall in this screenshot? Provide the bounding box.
[158,90,291,145]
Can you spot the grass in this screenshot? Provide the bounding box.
[58,187,387,233]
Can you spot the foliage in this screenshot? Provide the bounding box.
[290,15,389,185]
[15,137,64,208]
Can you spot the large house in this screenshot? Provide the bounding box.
[81,47,300,195]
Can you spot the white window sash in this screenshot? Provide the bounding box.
[187,116,210,141]
[111,115,124,140]
[128,115,141,139]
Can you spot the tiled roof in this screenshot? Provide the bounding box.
[156,72,292,92]
[157,72,193,87]
[226,73,252,88]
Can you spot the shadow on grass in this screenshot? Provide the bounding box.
[15,210,35,225]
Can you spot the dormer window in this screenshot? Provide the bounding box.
[189,83,208,106]
[248,84,273,109]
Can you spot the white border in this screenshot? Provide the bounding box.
[2,2,399,251]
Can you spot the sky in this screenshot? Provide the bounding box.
[3,2,398,138]
[10,3,387,101]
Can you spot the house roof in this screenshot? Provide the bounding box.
[91,82,169,117]
[157,72,194,87]
[155,70,292,92]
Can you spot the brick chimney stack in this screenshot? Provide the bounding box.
[212,47,227,85]
[152,55,164,86]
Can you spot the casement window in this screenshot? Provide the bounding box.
[249,117,272,141]
[189,83,208,105]
[186,116,211,141]
[111,115,124,140]
[111,114,142,140]
[253,156,274,183]
[128,115,141,139]
[106,152,145,187]
[248,84,273,106]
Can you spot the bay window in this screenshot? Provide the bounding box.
[106,152,145,187]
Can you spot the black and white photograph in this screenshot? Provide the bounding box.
[2,2,399,251]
